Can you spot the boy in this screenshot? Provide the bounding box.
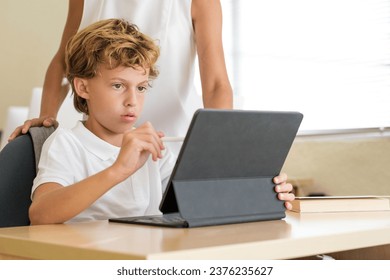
[29,19,293,225]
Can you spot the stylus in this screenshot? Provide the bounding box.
[161,136,185,142]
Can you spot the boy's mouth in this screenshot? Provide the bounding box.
[121,112,137,121]
[122,111,136,117]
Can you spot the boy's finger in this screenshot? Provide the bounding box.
[273,172,288,184]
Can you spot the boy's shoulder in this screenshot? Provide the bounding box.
[43,124,83,151]
[45,122,120,161]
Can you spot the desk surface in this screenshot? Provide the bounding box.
[1,211,390,260]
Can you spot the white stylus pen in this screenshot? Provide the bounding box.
[161,136,185,142]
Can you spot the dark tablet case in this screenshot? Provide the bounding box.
[109,109,303,227]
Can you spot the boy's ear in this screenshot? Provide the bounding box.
[73,77,90,99]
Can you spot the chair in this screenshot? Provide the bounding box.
[0,106,29,150]
[0,127,55,227]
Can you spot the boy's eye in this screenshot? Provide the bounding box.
[137,86,148,93]
[112,83,124,90]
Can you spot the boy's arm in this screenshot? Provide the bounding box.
[29,167,124,225]
[192,0,233,109]
[29,124,165,225]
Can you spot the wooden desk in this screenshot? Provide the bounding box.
[0,211,390,260]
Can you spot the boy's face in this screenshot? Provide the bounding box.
[76,65,150,142]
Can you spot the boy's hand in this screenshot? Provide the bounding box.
[112,122,165,180]
[8,116,58,141]
[273,173,295,210]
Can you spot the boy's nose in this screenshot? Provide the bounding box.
[124,91,137,107]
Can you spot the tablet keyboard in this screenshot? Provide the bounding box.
[110,213,189,228]
[132,213,188,227]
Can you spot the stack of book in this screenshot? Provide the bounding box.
[290,195,390,213]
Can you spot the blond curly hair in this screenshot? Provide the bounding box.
[65,18,160,114]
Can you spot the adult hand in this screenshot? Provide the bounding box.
[273,173,295,210]
[7,116,58,142]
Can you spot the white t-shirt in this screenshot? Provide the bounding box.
[31,122,175,223]
[79,0,202,154]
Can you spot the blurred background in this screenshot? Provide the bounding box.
[2,0,390,133]
[0,0,67,131]
[1,0,390,196]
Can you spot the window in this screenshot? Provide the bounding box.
[221,0,390,131]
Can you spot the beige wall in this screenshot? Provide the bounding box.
[0,0,68,131]
[282,135,390,196]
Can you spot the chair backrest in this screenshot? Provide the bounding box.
[0,127,55,227]
[0,106,29,150]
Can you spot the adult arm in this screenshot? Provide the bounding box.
[192,0,233,109]
[192,1,294,208]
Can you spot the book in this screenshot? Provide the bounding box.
[290,195,390,213]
